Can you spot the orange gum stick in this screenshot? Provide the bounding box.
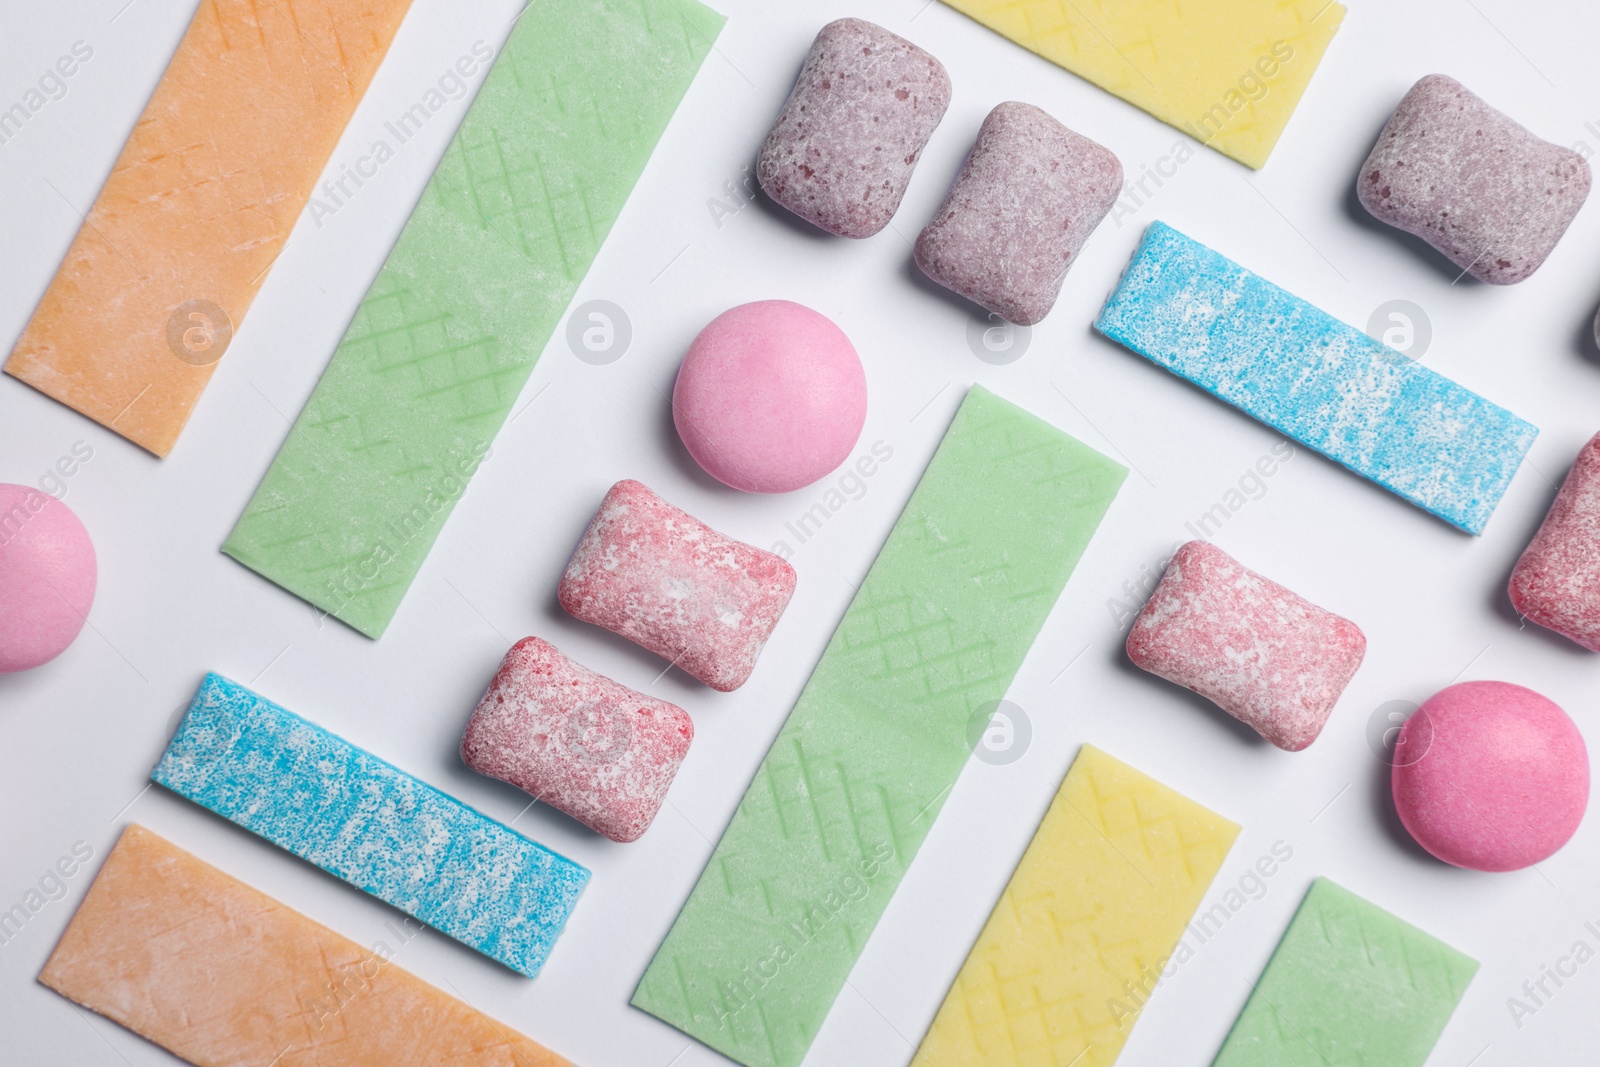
[41,825,574,1066]
[5,0,413,456]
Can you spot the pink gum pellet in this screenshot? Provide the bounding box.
[1509,432,1600,651]
[460,636,692,843]
[1126,540,1367,751]
[558,480,796,692]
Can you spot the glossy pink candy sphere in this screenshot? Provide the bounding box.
[1392,681,1588,872]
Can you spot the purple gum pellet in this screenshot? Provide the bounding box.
[914,102,1122,325]
[1357,74,1590,285]
[757,18,951,239]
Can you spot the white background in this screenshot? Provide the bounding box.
[4,0,1600,1063]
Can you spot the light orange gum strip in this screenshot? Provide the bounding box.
[4,0,413,457]
[40,826,573,1067]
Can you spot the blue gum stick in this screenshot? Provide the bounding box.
[152,673,589,977]
[1094,222,1537,534]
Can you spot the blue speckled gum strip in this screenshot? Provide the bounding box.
[1095,222,1538,534]
[152,673,589,977]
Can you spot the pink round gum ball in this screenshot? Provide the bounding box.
[0,483,97,673]
[1392,681,1588,872]
[673,300,867,494]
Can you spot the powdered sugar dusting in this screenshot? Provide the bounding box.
[914,102,1122,325]
[1126,541,1366,751]
[1358,74,1589,285]
[1509,433,1600,651]
[758,18,950,238]
[1095,222,1538,534]
[152,673,589,977]
[559,480,796,691]
[461,636,693,843]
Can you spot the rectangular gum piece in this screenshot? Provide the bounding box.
[1509,432,1600,651]
[41,826,573,1066]
[631,386,1127,1067]
[1358,75,1590,285]
[152,672,590,977]
[939,0,1344,169]
[1126,540,1366,751]
[757,18,951,238]
[1213,878,1477,1066]
[914,101,1121,325]
[4,0,414,457]
[221,0,722,638]
[1095,222,1538,535]
[461,636,695,842]
[559,480,796,692]
[915,745,1239,1066]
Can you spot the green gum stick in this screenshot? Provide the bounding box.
[1212,878,1478,1066]
[223,0,723,637]
[632,385,1128,1067]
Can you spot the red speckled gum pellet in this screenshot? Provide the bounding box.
[1509,432,1600,651]
[559,480,796,691]
[461,636,692,843]
[1127,540,1366,751]
[758,18,951,239]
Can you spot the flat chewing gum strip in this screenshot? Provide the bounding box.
[1213,878,1477,1066]
[222,0,723,638]
[4,0,415,457]
[1096,222,1538,535]
[41,826,573,1067]
[939,0,1343,169]
[915,745,1239,1067]
[632,386,1127,1067]
[153,673,589,977]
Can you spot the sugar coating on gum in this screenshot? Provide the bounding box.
[758,18,950,238]
[1509,432,1600,651]
[1392,681,1588,872]
[40,826,572,1066]
[0,483,96,674]
[462,637,693,843]
[1095,222,1538,535]
[915,101,1121,325]
[153,673,589,977]
[559,480,796,691]
[1358,74,1590,285]
[1127,540,1366,751]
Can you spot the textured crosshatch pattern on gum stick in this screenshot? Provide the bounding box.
[939,0,1343,169]
[1212,878,1477,1066]
[222,0,722,638]
[153,673,589,977]
[41,826,573,1067]
[4,0,415,457]
[632,386,1128,1067]
[915,745,1239,1067]
[1096,222,1538,535]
